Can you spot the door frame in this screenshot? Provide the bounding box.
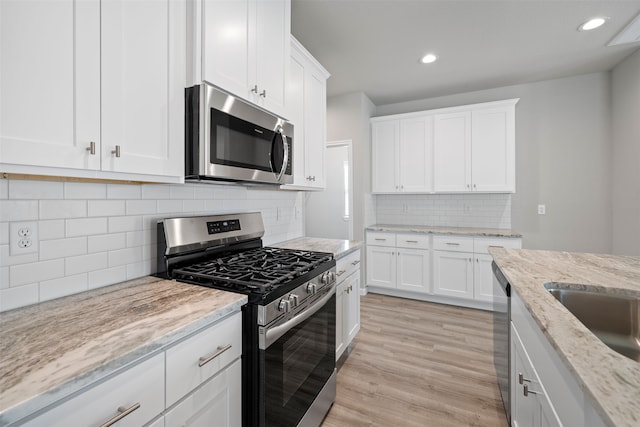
[320,139,354,240]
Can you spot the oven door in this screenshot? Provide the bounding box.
[260,288,336,427]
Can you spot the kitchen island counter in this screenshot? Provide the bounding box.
[0,276,246,425]
[490,247,640,427]
[273,237,362,260]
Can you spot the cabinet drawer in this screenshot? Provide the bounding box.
[395,233,429,249]
[166,312,242,407]
[366,231,395,247]
[432,235,474,252]
[473,237,521,254]
[22,353,164,427]
[165,359,241,427]
[336,249,361,283]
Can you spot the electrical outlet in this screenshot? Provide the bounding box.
[538,204,546,215]
[10,222,39,255]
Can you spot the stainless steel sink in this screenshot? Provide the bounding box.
[544,285,640,363]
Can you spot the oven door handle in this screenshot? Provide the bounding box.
[262,284,336,350]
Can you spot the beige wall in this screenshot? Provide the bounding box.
[374,72,614,253]
[611,48,640,256]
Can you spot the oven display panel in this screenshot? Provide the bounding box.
[207,219,241,234]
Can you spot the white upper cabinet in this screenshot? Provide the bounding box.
[0,0,185,183]
[371,116,433,193]
[198,0,291,119]
[372,98,518,194]
[281,37,329,190]
[0,0,100,171]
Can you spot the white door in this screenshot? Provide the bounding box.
[371,121,398,193]
[366,246,396,289]
[433,111,471,192]
[472,106,514,192]
[399,117,433,193]
[306,142,352,239]
[432,250,474,299]
[0,0,100,170]
[396,248,430,294]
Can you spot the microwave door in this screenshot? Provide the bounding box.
[270,127,289,182]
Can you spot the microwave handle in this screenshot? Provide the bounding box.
[273,127,289,182]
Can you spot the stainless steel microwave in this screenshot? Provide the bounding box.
[185,84,293,185]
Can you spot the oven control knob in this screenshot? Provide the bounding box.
[329,271,336,282]
[306,283,317,295]
[288,294,299,307]
[321,272,329,285]
[278,299,291,313]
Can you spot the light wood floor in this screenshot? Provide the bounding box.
[322,293,509,427]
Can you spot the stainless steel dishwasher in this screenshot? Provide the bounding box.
[492,261,511,425]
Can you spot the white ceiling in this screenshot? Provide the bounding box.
[291,0,640,106]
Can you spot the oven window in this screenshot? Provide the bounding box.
[210,109,274,172]
[263,295,336,427]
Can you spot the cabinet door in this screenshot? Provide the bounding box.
[396,248,430,294]
[432,250,473,299]
[343,271,361,345]
[287,45,307,185]
[512,325,539,427]
[371,121,398,193]
[303,66,326,187]
[0,0,100,170]
[202,0,250,99]
[474,253,500,303]
[253,0,290,118]
[398,116,433,193]
[165,359,241,427]
[22,354,164,427]
[101,0,185,178]
[366,246,396,289]
[471,106,515,192]
[335,280,345,359]
[433,111,471,192]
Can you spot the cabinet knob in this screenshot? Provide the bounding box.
[112,145,121,158]
[86,141,96,155]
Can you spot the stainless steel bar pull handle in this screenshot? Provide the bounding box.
[523,384,540,397]
[199,344,232,367]
[260,89,266,98]
[251,85,258,94]
[351,260,360,265]
[337,270,346,276]
[87,141,96,155]
[374,238,386,241]
[98,403,140,427]
[405,240,418,243]
[112,145,121,158]
[518,372,531,384]
[446,242,460,246]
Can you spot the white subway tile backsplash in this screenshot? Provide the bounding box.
[65,182,107,199]
[9,180,63,199]
[40,273,87,301]
[0,283,38,311]
[88,266,127,289]
[10,259,65,287]
[66,217,108,237]
[0,200,39,221]
[39,220,66,240]
[2,179,304,311]
[88,200,125,217]
[108,246,142,268]
[39,200,87,220]
[108,216,142,233]
[40,237,87,260]
[65,252,108,276]
[126,200,157,215]
[107,184,141,199]
[88,233,126,253]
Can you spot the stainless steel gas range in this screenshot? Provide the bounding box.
[157,212,337,427]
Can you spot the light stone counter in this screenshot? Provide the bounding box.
[0,276,247,425]
[273,237,362,260]
[489,248,640,427]
[367,224,522,238]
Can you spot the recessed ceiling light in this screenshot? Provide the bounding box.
[578,17,609,31]
[420,53,438,64]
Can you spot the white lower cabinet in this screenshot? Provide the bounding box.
[165,359,241,427]
[15,312,242,427]
[21,353,165,427]
[335,250,361,360]
[432,249,474,299]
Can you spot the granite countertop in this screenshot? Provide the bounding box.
[367,224,522,238]
[0,276,247,425]
[273,237,363,260]
[489,248,640,427]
